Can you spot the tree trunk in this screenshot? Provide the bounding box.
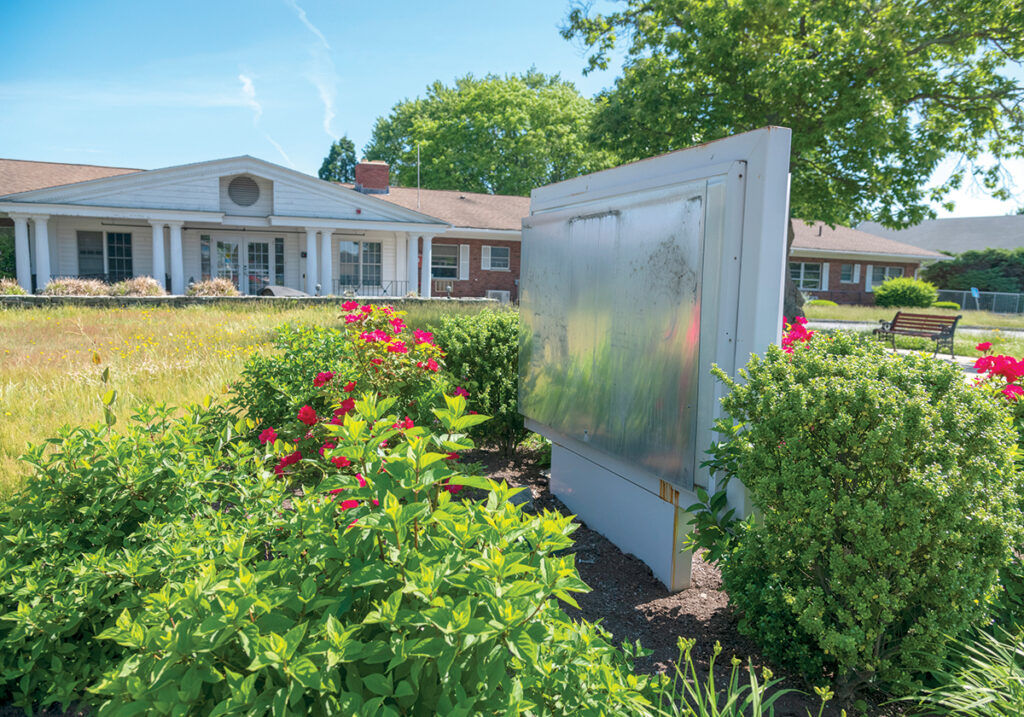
[782,217,805,320]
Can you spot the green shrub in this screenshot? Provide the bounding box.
[0,277,26,295]
[921,248,1024,293]
[430,309,527,455]
[186,277,240,296]
[0,401,246,709]
[803,298,838,306]
[700,331,1023,700]
[41,277,109,296]
[932,300,961,310]
[872,276,938,307]
[110,276,167,296]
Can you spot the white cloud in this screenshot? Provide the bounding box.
[236,73,295,168]
[283,0,338,138]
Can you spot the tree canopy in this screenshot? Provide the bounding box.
[563,0,1024,229]
[318,136,357,183]
[363,70,614,196]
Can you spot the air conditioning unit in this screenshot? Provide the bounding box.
[486,290,511,304]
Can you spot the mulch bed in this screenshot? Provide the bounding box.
[471,446,908,717]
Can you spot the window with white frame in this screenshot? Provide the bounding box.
[869,265,904,288]
[840,263,860,284]
[432,244,459,279]
[483,245,510,270]
[339,241,383,288]
[789,261,823,290]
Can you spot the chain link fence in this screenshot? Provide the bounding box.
[937,289,1024,314]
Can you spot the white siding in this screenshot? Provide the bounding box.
[219,174,274,217]
[283,233,302,289]
[72,176,221,211]
[274,177,392,221]
[47,217,154,278]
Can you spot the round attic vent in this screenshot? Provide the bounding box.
[228,176,260,206]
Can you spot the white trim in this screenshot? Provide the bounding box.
[269,215,447,233]
[865,264,874,292]
[0,201,223,223]
[820,261,830,291]
[458,244,469,280]
[486,245,511,271]
[441,227,522,240]
[789,247,947,262]
[838,262,861,284]
[481,245,491,271]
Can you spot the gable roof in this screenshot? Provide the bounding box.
[791,220,946,261]
[0,158,141,196]
[342,184,528,231]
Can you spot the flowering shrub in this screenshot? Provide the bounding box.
[0,277,26,295]
[41,277,109,296]
[430,309,528,455]
[186,277,240,296]
[234,304,449,433]
[109,276,167,296]
[696,331,1023,700]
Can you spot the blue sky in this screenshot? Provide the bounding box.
[1,0,1020,217]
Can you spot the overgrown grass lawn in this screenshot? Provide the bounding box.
[0,301,489,496]
[805,302,1024,330]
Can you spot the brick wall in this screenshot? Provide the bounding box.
[430,238,520,301]
[792,257,922,305]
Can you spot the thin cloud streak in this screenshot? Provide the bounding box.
[283,0,338,139]
[237,74,295,169]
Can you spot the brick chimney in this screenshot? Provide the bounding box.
[354,160,389,194]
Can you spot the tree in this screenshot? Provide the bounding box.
[363,70,615,196]
[563,0,1024,315]
[318,136,357,183]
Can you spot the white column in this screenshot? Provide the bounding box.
[149,221,166,288]
[12,215,31,292]
[30,215,51,290]
[167,222,184,294]
[420,234,433,299]
[305,228,319,294]
[406,233,419,296]
[320,230,333,295]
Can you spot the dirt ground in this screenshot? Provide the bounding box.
[474,447,907,717]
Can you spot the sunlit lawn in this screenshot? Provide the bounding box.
[804,302,1024,330]
[0,301,490,497]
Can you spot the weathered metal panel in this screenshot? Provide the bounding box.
[519,179,716,489]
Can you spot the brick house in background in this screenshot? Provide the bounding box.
[788,220,947,305]
[345,162,527,303]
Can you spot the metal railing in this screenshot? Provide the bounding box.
[333,280,410,297]
[936,289,1024,314]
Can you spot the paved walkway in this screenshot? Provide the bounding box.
[807,319,1024,339]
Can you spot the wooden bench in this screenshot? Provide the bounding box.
[873,311,962,358]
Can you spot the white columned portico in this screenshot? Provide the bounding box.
[149,221,166,288]
[320,230,333,295]
[305,228,319,295]
[406,233,419,296]
[30,215,51,291]
[167,221,185,294]
[419,235,434,299]
[11,214,31,292]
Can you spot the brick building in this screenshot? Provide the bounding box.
[789,220,947,305]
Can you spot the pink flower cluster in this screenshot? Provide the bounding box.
[781,316,814,353]
[975,342,1024,400]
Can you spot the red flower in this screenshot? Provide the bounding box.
[413,329,435,345]
[331,455,351,468]
[339,397,356,414]
[977,341,993,352]
[342,300,359,311]
[356,473,367,487]
[313,371,334,387]
[343,381,356,392]
[387,340,409,354]
[417,358,440,372]
[361,305,373,314]
[370,358,383,365]
[444,483,464,495]
[445,452,459,461]
[976,355,995,373]
[274,449,303,475]
[339,499,360,510]
[259,427,278,444]
[344,313,363,324]
[298,405,317,426]
[390,317,406,334]
[453,386,469,398]
[319,441,336,457]
[1004,384,1024,401]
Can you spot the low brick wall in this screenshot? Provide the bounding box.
[0,295,498,310]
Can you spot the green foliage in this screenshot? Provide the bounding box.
[915,627,1024,716]
[932,300,962,310]
[430,309,528,455]
[804,299,838,307]
[318,136,357,183]
[922,248,1024,292]
[703,331,1023,699]
[0,401,245,708]
[0,228,14,279]
[873,276,939,308]
[364,69,615,195]
[563,0,1024,228]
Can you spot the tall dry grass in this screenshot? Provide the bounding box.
[0,301,495,496]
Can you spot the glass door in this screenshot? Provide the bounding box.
[216,240,240,290]
[246,241,271,295]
